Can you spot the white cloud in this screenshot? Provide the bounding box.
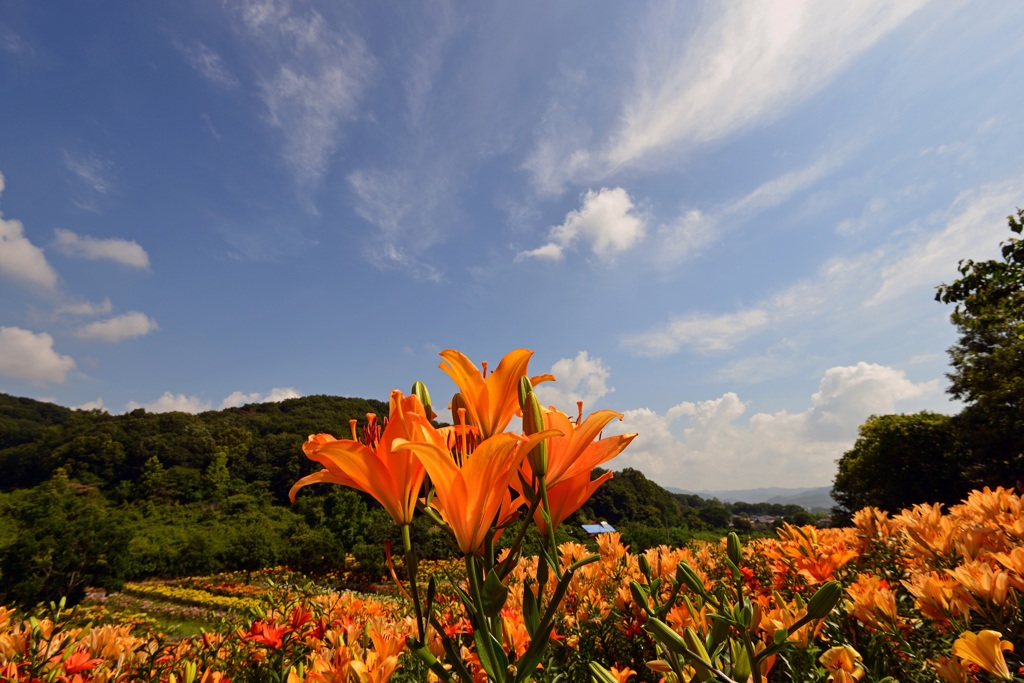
[535,351,613,413]
[74,398,106,412]
[125,392,211,414]
[0,326,75,383]
[347,167,447,281]
[57,298,114,317]
[0,217,59,291]
[868,181,1020,305]
[657,152,843,265]
[75,312,159,342]
[527,1,927,189]
[0,174,59,290]
[605,362,940,490]
[625,178,1018,358]
[518,187,646,262]
[52,228,151,269]
[221,387,302,408]
[63,151,115,195]
[177,40,240,87]
[234,0,375,184]
[623,309,772,356]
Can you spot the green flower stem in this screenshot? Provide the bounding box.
[402,524,426,642]
[466,553,504,681]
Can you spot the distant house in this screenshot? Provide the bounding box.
[581,521,616,536]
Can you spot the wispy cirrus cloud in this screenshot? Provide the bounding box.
[526,1,930,193]
[231,0,375,184]
[63,150,115,196]
[867,180,1020,305]
[624,177,1018,358]
[177,40,240,88]
[53,228,151,269]
[656,151,844,266]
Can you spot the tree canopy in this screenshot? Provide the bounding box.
[936,208,1024,488]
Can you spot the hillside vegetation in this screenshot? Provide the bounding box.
[0,392,815,608]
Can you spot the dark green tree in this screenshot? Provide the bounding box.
[831,412,965,519]
[0,469,129,606]
[936,208,1024,489]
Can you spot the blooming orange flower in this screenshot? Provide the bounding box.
[438,348,553,438]
[819,645,865,683]
[951,630,1014,680]
[289,390,445,525]
[396,431,552,554]
[532,469,614,535]
[522,406,636,488]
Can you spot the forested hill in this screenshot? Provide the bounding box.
[0,392,389,503]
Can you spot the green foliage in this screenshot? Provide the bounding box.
[936,208,1024,488]
[0,469,129,607]
[831,412,965,518]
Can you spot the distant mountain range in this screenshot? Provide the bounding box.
[666,485,836,512]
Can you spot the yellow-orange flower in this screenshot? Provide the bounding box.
[523,406,636,488]
[533,470,614,535]
[396,431,553,554]
[438,348,553,438]
[819,646,865,683]
[951,630,1014,680]
[289,390,444,525]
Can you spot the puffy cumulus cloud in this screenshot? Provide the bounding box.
[0,326,75,383]
[221,387,302,409]
[805,362,939,439]
[604,362,941,490]
[535,351,613,412]
[52,229,151,269]
[0,174,59,290]
[75,312,159,342]
[518,187,646,262]
[74,398,106,412]
[125,393,211,414]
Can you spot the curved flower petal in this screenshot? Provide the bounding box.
[439,349,551,438]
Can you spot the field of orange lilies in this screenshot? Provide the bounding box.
[1,349,1022,681]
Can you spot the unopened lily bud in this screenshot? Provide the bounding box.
[806,580,843,620]
[629,580,650,614]
[411,381,433,420]
[518,377,548,476]
[727,532,742,567]
[638,554,652,580]
[676,561,708,597]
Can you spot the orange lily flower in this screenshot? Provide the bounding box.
[819,645,865,683]
[951,630,1014,680]
[396,431,553,554]
[522,406,636,488]
[531,470,613,535]
[438,348,553,438]
[289,390,445,526]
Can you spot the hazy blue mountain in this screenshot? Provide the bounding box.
[666,485,835,511]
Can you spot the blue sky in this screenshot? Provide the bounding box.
[1,1,1022,491]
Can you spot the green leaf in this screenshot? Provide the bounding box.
[481,568,509,619]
